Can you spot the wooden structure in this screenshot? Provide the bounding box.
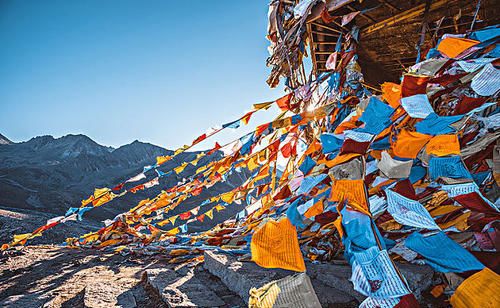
[305,0,500,85]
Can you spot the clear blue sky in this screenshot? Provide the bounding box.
[0,0,284,149]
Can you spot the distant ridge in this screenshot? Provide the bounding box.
[0,133,12,145]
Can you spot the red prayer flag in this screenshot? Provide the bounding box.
[179,211,192,220]
[276,93,294,111]
[208,142,222,155]
[192,133,207,146]
[197,214,205,223]
[112,183,125,191]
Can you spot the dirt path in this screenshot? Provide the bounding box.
[0,246,167,308]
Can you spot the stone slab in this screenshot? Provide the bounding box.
[144,267,225,307]
[204,251,358,306]
[204,251,434,306]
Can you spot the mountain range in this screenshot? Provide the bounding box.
[0,133,247,244]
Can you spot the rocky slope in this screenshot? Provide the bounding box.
[0,134,12,145]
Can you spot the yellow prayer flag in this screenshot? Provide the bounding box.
[93,187,111,198]
[221,192,236,204]
[254,165,270,182]
[165,227,180,236]
[247,156,260,171]
[196,164,209,175]
[81,195,94,207]
[174,162,189,174]
[157,219,169,227]
[253,101,274,110]
[168,215,178,225]
[156,155,172,165]
[92,193,113,207]
[206,209,214,219]
[13,233,32,243]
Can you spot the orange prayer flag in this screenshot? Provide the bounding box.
[370,150,383,160]
[437,37,479,59]
[207,142,222,155]
[304,198,324,219]
[381,82,401,108]
[251,217,306,272]
[304,139,322,155]
[334,114,360,134]
[97,239,121,248]
[330,179,370,216]
[430,284,445,298]
[426,134,461,156]
[450,267,500,308]
[325,153,361,168]
[333,216,344,238]
[429,205,460,217]
[275,93,294,111]
[391,129,432,159]
[241,111,255,125]
[438,211,470,231]
[157,219,169,227]
[92,193,112,207]
[255,123,270,136]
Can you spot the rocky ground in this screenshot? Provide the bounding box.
[0,246,440,308]
[0,246,243,308]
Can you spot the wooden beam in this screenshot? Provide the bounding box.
[311,30,339,38]
[361,0,452,36]
[313,42,338,45]
[311,22,342,34]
